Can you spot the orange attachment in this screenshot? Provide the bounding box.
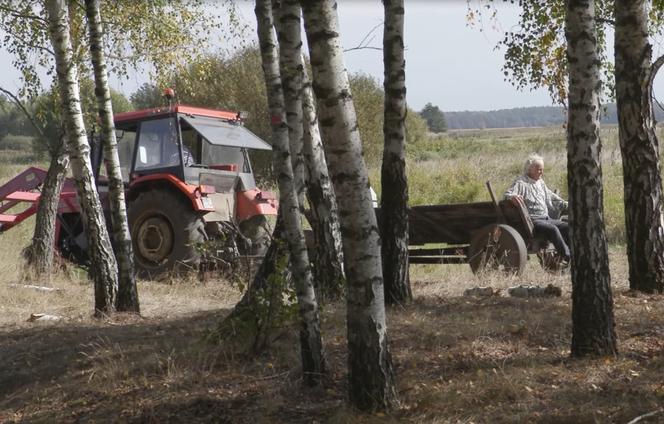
[236,189,279,221]
[209,164,238,172]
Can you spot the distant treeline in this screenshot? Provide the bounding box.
[444,103,664,130]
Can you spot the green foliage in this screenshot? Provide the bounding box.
[206,239,298,353]
[419,102,447,133]
[467,0,613,105]
[350,73,385,164]
[0,0,238,99]
[0,95,32,139]
[350,72,430,166]
[130,83,165,109]
[30,80,133,158]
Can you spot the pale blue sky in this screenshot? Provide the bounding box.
[3,1,664,113]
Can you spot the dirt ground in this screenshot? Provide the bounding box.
[1,251,664,423]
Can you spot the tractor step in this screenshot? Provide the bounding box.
[5,191,41,203]
[0,214,19,224]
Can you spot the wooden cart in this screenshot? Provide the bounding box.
[386,183,561,276]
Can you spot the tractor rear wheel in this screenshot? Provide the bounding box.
[128,190,206,279]
[468,224,527,276]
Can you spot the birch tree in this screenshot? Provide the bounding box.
[302,0,398,411]
[84,0,139,312]
[614,0,664,293]
[0,87,71,279]
[381,0,411,305]
[0,0,231,280]
[45,0,118,314]
[257,0,325,385]
[565,0,617,357]
[476,0,664,294]
[302,67,346,300]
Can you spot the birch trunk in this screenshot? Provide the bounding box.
[45,0,118,315]
[302,67,346,300]
[84,0,139,313]
[24,140,69,278]
[272,0,306,207]
[565,0,617,357]
[381,0,411,305]
[614,0,664,294]
[302,0,398,411]
[257,0,325,385]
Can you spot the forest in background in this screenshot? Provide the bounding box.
[444,102,664,129]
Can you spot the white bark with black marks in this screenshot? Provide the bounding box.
[302,0,398,411]
[272,0,306,207]
[565,0,617,357]
[256,0,325,385]
[381,0,411,305]
[302,66,346,300]
[614,0,664,294]
[84,0,139,313]
[25,141,69,278]
[45,0,118,315]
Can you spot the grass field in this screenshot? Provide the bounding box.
[1,128,664,423]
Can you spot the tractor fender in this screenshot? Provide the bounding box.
[127,174,215,213]
[236,188,278,222]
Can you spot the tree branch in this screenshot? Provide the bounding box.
[344,46,383,53]
[626,409,663,424]
[647,54,664,119]
[0,4,48,24]
[343,21,383,53]
[6,31,55,56]
[0,85,46,139]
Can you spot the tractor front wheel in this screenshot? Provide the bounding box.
[128,190,205,279]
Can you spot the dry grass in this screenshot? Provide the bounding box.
[2,226,664,423]
[2,138,664,423]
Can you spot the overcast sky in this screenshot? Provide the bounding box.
[3,1,664,113]
[233,0,555,112]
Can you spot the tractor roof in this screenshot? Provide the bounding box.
[114,105,240,124]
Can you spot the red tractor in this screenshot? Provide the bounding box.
[0,105,278,277]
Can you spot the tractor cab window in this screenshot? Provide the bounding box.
[180,124,201,165]
[180,115,271,172]
[201,143,247,172]
[135,117,181,171]
[92,129,136,183]
[116,129,136,181]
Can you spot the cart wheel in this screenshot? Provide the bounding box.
[468,224,527,276]
[537,248,569,273]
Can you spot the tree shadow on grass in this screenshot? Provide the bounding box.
[0,307,345,424]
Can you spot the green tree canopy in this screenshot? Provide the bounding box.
[419,102,447,133]
[31,80,132,157]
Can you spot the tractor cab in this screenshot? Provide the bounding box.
[87,105,277,276]
[95,105,271,188]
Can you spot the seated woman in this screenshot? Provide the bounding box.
[504,154,570,262]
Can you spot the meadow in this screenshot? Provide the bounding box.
[1,127,664,423]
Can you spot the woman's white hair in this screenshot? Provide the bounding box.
[523,154,544,175]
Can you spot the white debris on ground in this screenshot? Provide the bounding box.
[463,284,562,298]
[10,284,63,292]
[27,313,63,322]
[463,287,501,297]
